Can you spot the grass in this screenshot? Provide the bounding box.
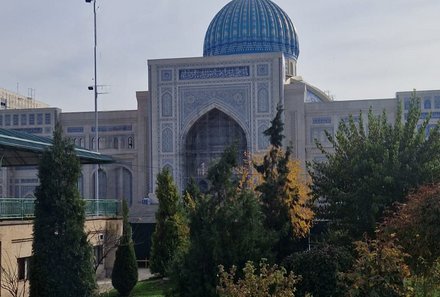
[99,278,170,297]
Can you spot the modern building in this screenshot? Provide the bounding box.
[0,88,48,110]
[0,0,439,284]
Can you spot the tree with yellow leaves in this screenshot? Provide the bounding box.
[254,104,314,261]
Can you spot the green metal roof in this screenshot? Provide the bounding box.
[0,128,114,166]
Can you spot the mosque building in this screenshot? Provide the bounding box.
[0,0,439,269]
[139,0,439,194]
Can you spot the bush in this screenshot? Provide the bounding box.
[217,260,299,297]
[282,244,353,297]
[340,239,411,297]
[112,200,138,297]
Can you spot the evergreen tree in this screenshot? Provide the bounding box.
[255,104,314,261]
[29,124,96,297]
[112,200,138,297]
[309,92,440,239]
[150,169,188,276]
[169,147,271,297]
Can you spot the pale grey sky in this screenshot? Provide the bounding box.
[1,0,439,111]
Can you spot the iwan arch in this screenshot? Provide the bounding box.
[143,0,322,191]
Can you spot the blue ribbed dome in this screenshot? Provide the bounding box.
[203,0,299,59]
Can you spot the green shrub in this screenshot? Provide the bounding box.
[112,200,138,296]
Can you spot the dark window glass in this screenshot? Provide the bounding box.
[45,113,51,125]
[29,114,35,125]
[37,114,43,125]
[21,114,27,125]
[13,114,19,126]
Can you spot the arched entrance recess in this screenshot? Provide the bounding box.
[184,108,247,190]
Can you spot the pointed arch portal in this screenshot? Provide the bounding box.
[184,108,247,188]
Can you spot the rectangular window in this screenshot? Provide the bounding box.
[93,245,104,267]
[37,113,43,125]
[17,257,30,280]
[5,115,11,126]
[29,114,35,125]
[312,117,332,125]
[13,114,19,126]
[20,114,27,126]
[45,113,51,125]
[404,97,410,110]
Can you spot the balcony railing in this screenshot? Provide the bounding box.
[0,198,120,220]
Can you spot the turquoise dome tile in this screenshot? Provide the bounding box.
[203,0,299,59]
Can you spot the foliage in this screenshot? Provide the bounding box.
[29,124,96,297]
[112,200,138,297]
[207,145,238,200]
[217,260,299,297]
[168,147,271,297]
[340,238,411,297]
[309,93,440,239]
[255,104,314,261]
[379,184,440,294]
[407,259,440,297]
[150,169,189,276]
[283,244,353,297]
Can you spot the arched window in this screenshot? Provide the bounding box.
[113,137,119,149]
[115,167,133,206]
[98,137,105,149]
[90,137,96,150]
[424,98,432,109]
[79,138,84,148]
[162,128,173,152]
[77,174,84,198]
[92,169,107,199]
[163,164,173,174]
[162,93,173,117]
[258,124,270,150]
[257,88,269,113]
[435,96,440,109]
[128,137,134,149]
[122,168,133,206]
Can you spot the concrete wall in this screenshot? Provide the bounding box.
[0,217,122,297]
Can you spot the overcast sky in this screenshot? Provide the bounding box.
[1,0,439,112]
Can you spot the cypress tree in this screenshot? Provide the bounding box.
[112,200,138,297]
[29,124,96,297]
[150,169,188,276]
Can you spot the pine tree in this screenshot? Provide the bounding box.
[150,169,188,276]
[29,124,96,297]
[112,200,138,297]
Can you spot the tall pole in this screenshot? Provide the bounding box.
[94,0,99,215]
[87,0,99,215]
